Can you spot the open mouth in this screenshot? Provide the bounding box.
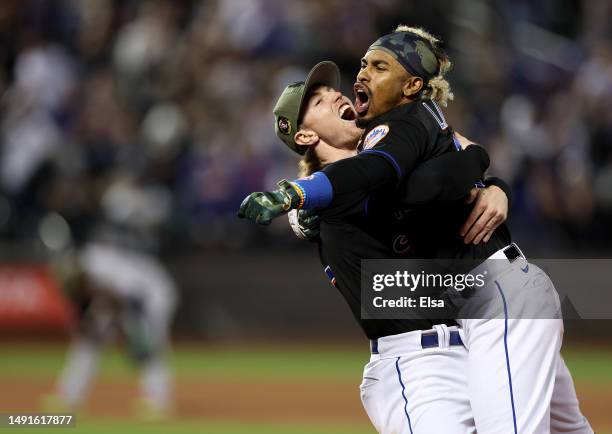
[339,102,357,121]
[353,83,370,116]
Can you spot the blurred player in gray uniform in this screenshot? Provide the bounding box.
[46,176,178,419]
[50,241,178,418]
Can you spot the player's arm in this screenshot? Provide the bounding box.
[401,143,489,205]
[319,118,429,213]
[400,124,508,244]
[287,144,490,241]
[238,119,428,224]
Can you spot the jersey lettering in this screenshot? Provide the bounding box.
[421,100,448,130]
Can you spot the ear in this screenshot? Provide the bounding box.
[402,76,423,98]
[294,129,319,147]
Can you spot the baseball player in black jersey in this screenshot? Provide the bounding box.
[263,61,502,433]
[239,25,591,434]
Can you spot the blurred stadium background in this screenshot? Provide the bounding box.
[0,0,610,433]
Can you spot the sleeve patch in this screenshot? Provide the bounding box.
[363,125,389,150]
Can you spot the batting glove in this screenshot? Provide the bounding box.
[288,209,320,240]
[237,179,302,225]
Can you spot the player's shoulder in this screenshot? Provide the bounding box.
[412,99,449,132]
[371,103,428,131]
[376,99,449,137]
[359,116,427,151]
[389,99,451,144]
[358,100,448,150]
[406,99,448,132]
[383,100,443,133]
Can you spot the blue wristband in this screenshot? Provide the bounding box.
[292,172,333,210]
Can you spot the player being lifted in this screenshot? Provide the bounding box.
[239,26,592,433]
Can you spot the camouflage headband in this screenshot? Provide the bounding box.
[367,32,439,81]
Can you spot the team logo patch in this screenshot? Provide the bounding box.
[363,125,389,150]
[393,234,411,254]
[278,117,292,135]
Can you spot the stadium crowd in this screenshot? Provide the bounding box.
[0,0,610,256]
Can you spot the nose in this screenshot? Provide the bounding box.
[357,67,369,83]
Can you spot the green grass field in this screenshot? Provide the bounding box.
[0,343,370,380]
[0,342,610,434]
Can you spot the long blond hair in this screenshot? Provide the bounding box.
[395,25,454,107]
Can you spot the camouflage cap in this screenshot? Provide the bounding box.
[367,31,439,80]
[273,61,340,155]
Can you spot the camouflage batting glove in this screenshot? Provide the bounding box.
[288,209,320,240]
[237,179,303,225]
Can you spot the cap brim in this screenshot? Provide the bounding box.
[304,61,341,94]
[297,60,341,124]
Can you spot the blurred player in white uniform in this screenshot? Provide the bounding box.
[51,241,178,418]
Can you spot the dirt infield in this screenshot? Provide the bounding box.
[573,382,611,430]
[0,377,370,425]
[1,376,610,429]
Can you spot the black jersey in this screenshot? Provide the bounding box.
[315,99,511,339]
[319,99,459,219]
[361,100,511,260]
[317,141,490,339]
[318,218,457,339]
[320,98,511,258]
